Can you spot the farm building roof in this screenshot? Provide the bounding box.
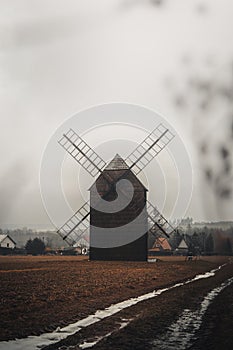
[0,234,7,243]
[149,237,172,252]
[177,238,188,249]
[0,234,16,245]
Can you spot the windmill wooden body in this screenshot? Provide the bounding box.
[89,154,148,261]
[57,123,176,261]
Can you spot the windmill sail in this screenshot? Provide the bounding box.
[57,200,90,245]
[126,123,175,175]
[147,200,175,238]
[58,129,106,177]
[57,125,176,247]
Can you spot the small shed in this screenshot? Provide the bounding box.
[0,234,16,249]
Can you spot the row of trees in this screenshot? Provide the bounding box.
[24,227,233,256]
[25,238,45,255]
[169,226,233,255]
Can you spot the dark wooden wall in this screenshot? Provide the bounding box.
[89,169,148,261]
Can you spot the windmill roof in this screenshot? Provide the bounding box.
[105,154,129,170]
[89,153,147,191]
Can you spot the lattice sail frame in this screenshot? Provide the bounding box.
[57,124,175,246]
[126,123,175,175]
[147,201,175,238]
[58,129,106,177]
[57,201,90,246]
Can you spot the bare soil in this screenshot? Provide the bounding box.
[191,276,233,350]
[0,255,230,345]
[90,263,233,350]
[43,259,233,350]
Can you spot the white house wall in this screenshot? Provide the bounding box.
[0,237,15,249]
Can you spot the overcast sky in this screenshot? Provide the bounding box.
[0,0,232,229]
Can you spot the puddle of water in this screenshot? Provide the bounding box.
[79,333,111,350]
[79,319,131,349]
[0,264,226,350]
[151,275,233,350]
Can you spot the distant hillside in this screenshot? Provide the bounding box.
[192,221,233,230]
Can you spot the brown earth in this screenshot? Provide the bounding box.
[91,263,233,350]
[43,259,233,350]
[191,276,233,350]
[0,255,229,343]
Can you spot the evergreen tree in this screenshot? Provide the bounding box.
[225,238,232,255]
[25,238,45,255]
[205,234,214,254]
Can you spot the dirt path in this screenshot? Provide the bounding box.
[191,279,233,350]
[43,262,233,350]
[1,256,225,342]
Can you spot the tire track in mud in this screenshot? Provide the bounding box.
[49,263,232,350]
[1,263,232,350]
[190,279,233,350]
[150,276,233,350]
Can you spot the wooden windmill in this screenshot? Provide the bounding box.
[57,123,176,261]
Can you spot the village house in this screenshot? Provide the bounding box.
[0,234,16,249]
[175,238,189,255]
[149,237,172,256]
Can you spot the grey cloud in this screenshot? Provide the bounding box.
[0,15,86,50]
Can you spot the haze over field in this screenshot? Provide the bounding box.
[0,0,232,229]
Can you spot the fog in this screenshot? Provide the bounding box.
[0,0,232,229]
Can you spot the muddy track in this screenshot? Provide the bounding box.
[191,279,233,350]
[41,263,233,350]
[1,256,222,342]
